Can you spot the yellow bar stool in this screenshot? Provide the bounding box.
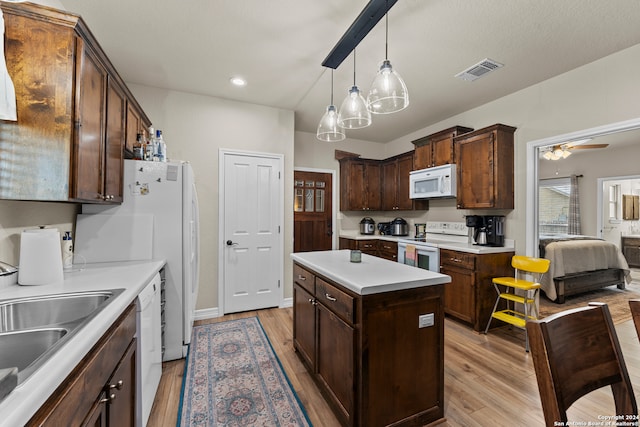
[484,255,551,351]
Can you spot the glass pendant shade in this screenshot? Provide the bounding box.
[367,59,409,114]
[337,85,372,129]
[317,105,346,141]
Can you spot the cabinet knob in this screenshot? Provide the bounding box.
[100,393,116,404]
[109,380,124,390]
[297,275,306,281]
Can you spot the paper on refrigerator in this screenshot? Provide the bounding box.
[0,9,17,121]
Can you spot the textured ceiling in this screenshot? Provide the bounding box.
[59,0,640,143]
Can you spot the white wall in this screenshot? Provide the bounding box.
[295,43,640,254]
[128,85,294,310]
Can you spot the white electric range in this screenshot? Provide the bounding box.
[397,221,470,272]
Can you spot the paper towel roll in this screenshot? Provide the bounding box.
[18,228,64,286]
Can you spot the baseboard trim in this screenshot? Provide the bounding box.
[194,297,292,321]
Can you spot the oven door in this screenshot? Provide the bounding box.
[398,242,440,272]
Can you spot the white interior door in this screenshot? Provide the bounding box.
[221,151,282,314]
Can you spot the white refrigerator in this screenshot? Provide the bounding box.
[75,159,200,362]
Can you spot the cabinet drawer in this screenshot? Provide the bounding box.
[357,239,378,254]
[316,278,354,324]
[440,249,475,270]
[294,263,315,294]
[623,237,640,247]
[378,240,398,253]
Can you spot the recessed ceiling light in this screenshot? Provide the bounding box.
[230,77,247,87]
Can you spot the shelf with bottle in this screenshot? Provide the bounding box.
[133,127,168,162]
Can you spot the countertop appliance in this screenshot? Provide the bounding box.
[391,217,409,236]
[136,271,162,427]
[377,222,391,235]
[409,164,456,199]
[466,215,504,246]
[75,160,200,362]
[360,217,375,235]
[484,215,505,247]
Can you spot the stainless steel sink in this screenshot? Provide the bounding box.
[0,328,67,376]
[0,289,125,385]
[0,291,115,332]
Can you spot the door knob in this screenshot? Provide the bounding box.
[226,240,238,246]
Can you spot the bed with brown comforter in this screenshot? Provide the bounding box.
[539,235,631,303]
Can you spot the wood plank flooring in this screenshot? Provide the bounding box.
[147,308,640,426]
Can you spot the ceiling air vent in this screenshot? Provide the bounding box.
[455,58,504,82]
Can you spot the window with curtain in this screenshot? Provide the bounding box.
[539,175,582,235]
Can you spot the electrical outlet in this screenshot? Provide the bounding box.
[418,313,434,328]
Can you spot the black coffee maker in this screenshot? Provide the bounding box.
[466,215,505,247]
[484,215,505,247]
[465,215,487,245]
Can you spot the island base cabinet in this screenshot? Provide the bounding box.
[317,304,355,423]
[292,262,445,427]
[360,287,444,427]
[293,283,316,370]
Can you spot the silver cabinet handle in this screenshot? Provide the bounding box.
[100,393,116,403]
[109,380,124,390]
[325,293,337,302]
[297,275,306,281]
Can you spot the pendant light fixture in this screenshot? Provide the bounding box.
[366,0,409,114]
[316,69,346,142]
[337,49,372,130]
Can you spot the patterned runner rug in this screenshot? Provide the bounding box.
[177,317,312,426]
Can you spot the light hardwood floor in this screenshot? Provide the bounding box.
[147,308,640,427]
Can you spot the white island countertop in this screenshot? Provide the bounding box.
[0,259,165,427]
[291,250,451,295]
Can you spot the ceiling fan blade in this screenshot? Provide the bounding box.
[568,144,609,149]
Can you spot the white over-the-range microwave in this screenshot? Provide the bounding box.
[409,164,456,199]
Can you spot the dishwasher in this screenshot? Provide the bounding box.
[136,272,163,427]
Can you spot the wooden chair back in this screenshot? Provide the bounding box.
[630,299,640,340]
[526,302,637,426]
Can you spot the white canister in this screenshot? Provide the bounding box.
[18,228,64,286]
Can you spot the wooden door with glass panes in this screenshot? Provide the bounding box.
[294,171,333,252]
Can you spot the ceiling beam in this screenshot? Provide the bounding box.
[321,0,398,69]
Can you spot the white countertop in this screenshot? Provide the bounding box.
[0,259,166,427]
[339,230,515,254]
[291,250,451,295]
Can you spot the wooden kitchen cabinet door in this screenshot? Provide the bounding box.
[441,265,475,324]
[106,340,136,427]
[382,152,415,210]
[104,79,126,203]
[293,284,316,370]
[72,38,108,202]
[0,8,75,201]
[316,303,355,424]
[339,158,381,211]
[455,124,515,209]
[412,126,473,169]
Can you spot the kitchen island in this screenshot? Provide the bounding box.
[291,250,451,427]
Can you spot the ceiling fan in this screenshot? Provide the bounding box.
[542,139,609,160]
